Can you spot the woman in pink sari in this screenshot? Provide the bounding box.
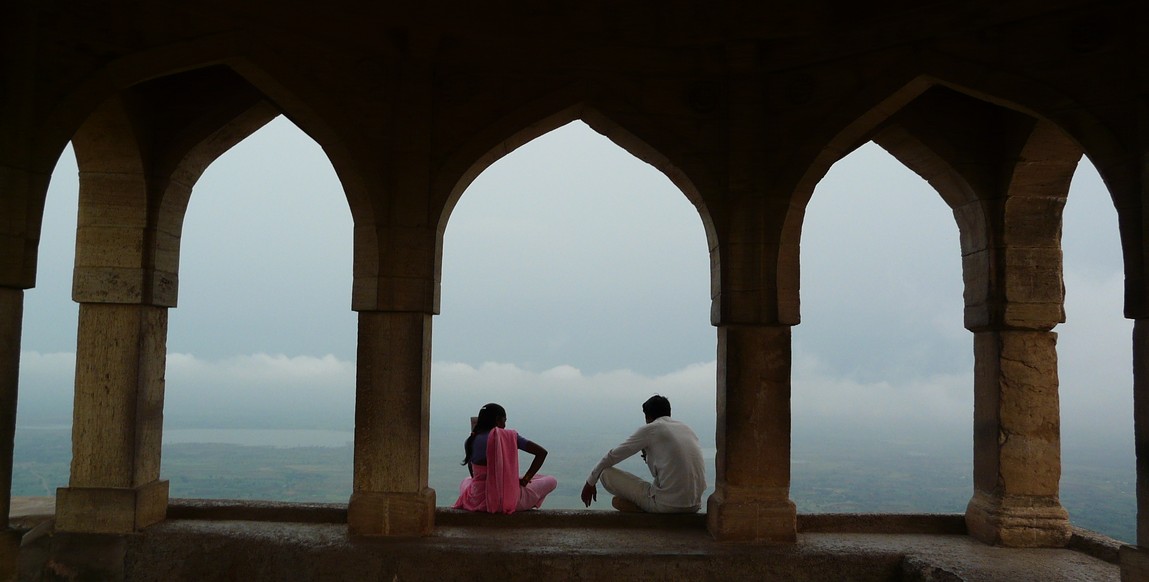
[453,403,558,513]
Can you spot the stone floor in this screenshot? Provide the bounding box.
[9,498,1124,581]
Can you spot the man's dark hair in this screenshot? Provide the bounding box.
[642,395,671,419]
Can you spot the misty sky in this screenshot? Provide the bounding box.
[15,117,1134,464]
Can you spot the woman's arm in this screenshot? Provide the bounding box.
[519,440,548,486]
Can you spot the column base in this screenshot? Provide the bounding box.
[965,491,1070,547]
[348,488,435,537]
[1121,545,1149,582]
[706,490,796,542]
[55,480,169,534]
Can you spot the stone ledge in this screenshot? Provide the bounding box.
[11,496,1128,564]
[100,522,1117,581]
[437,507,707,529]
[7,497,55,531]
[8,498,1093,541]
[162,501,968,536]
[1068,526,1124,565]
[166,498,347,524]
[11,499,1125,581]
[900,555,964,582]
[162,500,974,537]
[798,513,966,535]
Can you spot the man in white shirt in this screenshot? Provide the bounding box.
[580,395,707,513]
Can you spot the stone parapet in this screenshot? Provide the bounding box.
[31,518,1118,581]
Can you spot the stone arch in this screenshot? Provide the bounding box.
[32,38,392,315]
[887,51,1138,318]
[764,74,938,323]
[53,57,368,535]
[33,35,374,245]
[872,102,1081,332]
[70,68,279,307]
[433,94,719,321]
[436,97,716,250]
[773,50,1117,324]
[1,33,371,298]
[778,59,1102,547]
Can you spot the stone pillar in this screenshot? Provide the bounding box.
[54,303,169,533]
[965,329,1070,547]
[1123,320,1149,581]
[347,310,435,536]
[707,323,797,542]
[0,288,22,582]
[0,530,16,582]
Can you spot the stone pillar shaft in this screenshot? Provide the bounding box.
[0,289,22,582]
[0,288,22,529]
[707,323,796,542]
[1135,320,1149,546]
[966,329,1069,547]
[55,303,169,534]
[1127,320,1149,581]
[348,310,434,536]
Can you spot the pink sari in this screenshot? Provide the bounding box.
[453,427,520,514]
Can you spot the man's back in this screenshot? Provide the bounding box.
[641,417,707,509]
[581,395,708,513]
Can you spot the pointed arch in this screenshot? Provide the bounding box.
[69,68,280,306]
[435,94,714,247]
[777,53,1107,547]
[768,47,1121,324]
[34,34,374,241]
[433,92,720,322]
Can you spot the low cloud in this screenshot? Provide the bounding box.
[792,353,970,429]
[17,342,1131,447]
[13,351,76,424]
[1059,269,1134,448]
[164,353,357,428]
[430,360,717,444]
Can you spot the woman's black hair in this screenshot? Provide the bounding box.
[461,402,507,466]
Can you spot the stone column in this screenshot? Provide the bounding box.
[707,323,797,542]
[0,288,22,581]
[1122,320,1149,580]
[958,144,1073,547]
[347,310,435,536]
[54,303,169,533]
[965,329,1070,547]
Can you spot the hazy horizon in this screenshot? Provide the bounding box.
[12,417,1133,542]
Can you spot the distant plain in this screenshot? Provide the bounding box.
[12,424,1133,543]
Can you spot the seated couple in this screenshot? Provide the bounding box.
[453,395,707,515]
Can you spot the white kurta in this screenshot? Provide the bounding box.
[586,416,707,509]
